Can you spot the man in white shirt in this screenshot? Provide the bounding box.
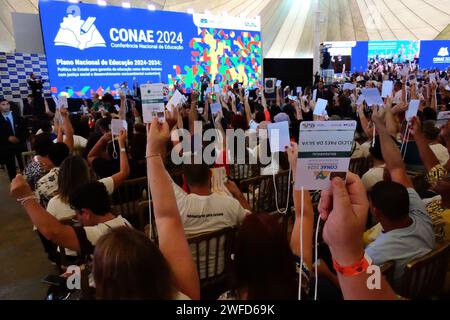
[171,161,251,279]
[10,179,131,260]
[173,162,251,236]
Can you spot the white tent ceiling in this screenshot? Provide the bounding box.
[0,0,449,56]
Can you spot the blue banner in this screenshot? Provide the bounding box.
[39,0,262,98]
[350,41,368,73]
[419,40,450,71]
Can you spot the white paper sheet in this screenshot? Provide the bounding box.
[313,98,328,116]
[361,88,384,106]
[381,81,393,98]
[267,121,290,153]
[111,119,128,136]
[405,100,420,121]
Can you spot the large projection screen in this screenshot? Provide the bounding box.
[39,0,262,98]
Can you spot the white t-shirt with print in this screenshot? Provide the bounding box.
[172,182,247,279]
[173,182,246,236]
[46,177,115,221]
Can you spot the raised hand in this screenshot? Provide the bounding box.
[285,142,298,172]
[408,116,422,137]
[318,173,369,266]
[390,101,408,115]
[191,90,199,102]
[10,174,33,199]
[165,107,178,131]
[101,132,113,143]
[147,118,170,156]
[59,107,69,118]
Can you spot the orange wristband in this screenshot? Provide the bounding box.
[333,253,372,277]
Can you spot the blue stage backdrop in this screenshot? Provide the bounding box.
[345,40,448,72]
[350,41,368,73]
[39,0,262,98]
[419,40,450,71]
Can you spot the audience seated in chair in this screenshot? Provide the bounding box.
[365,110,436,291]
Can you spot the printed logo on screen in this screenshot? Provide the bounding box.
[433,47,450,64]
[54,5,106,50]
[437,47,449,57]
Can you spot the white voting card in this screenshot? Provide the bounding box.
[111,119,128,136]
[141,83,165,123]
[313,98,328,116]
[267,121,290,153]
[295,121,357,191]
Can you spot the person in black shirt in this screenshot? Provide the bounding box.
[27,73,46,115]
[27,73,44,99]
[199,72,210,103]
[332,55,345,74]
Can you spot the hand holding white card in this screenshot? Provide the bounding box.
[210,102,222,115]
[343,83,356,91]
[362,88,383,106]
[167,90,184,112]
[141,83,165,123]
[276,80,282,88]
[296,87,302,94]
[429,73,436,82]
[249,119,259,131]
[356,95,365,105]
[267,121,290,153]
[214,84,221,93]
[57,96,68,109]
[295,121,357,191]
[313,89,317,102]
[400,67,409,77]
[381,81,393,98]
[405,100,420,121]
[313,98,328,116]
[111,119,128,136]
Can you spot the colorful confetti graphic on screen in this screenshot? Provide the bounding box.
[168,27,262,91]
